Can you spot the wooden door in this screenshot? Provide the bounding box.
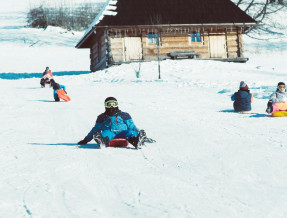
[124,37,143,61]
[209,35,227,58]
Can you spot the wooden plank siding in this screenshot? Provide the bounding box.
[109,37,125,62]
[89,26,245,71]
[90,31,108,72]
[141,30,209,59]
[226,31,239,58]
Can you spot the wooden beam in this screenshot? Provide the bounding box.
[225,28,229,58]
[236,27,241,57]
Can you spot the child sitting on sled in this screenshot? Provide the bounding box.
[231,81,253,112]
[50,79,67,102]
[77,97,147,149]
[266,82,287,114]
[40,67,53,88]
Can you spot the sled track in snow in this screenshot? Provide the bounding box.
[140,145,165,173]
[22,185,33,217]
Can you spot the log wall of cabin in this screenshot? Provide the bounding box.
[108,30,210,62]
[109,37,125,62]
[237,30,244,57]
[105,26,244,66]
[226,29,243,58]
[141,30,210,60]
[90,31,108,72]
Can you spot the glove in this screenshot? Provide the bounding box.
[266,101,273,114]
[78,138,88,145]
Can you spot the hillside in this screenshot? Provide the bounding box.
[1,4,287,218]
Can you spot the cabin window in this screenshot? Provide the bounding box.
[148,33,158,44]
[190,31,201,42]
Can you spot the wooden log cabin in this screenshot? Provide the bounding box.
[76,0,257,72]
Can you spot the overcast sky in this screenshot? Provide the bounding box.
[0,0,106,12]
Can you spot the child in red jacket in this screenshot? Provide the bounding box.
[40,67,53,88]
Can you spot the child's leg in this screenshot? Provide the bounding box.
[272,104,279,113]
[267,102,279,114]
[275,102,287,111]
[40,78,45,87]
[116,130,138,139]
[101,130,116,145]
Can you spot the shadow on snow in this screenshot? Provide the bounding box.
[249,114,271,118]
[29,142,100,149]
[218,109,235,113]
[219,109,270,118]
[30,100,66,102]
[0,71,90,80]
[28,143,137,150]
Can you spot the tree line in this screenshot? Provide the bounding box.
[27,0,286,36]
[27,2,104,31]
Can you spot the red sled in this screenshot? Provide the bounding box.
[56,89,71,101]
[108,138,129,147]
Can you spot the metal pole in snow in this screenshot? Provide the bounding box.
[157,30,161,79]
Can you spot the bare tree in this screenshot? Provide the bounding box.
[232,0,286,37]
[149,14,162,79]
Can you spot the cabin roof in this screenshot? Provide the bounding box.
[76,0,256,48]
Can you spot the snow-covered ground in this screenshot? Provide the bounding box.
[1,5,287,218]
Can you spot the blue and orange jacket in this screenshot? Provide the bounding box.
[231,90,253,112]
[85,110,139,142]
[53,84,66,99]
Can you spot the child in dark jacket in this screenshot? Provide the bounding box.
[231,81,253,112]
[77,97,146,149]
[50,79,66,102]
[40,67,53,88]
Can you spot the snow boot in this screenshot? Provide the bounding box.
[93,132,106,148]
[139,129,147,147]
[128,130,147,149]
[266,101,273,114]
[131,130,147,149]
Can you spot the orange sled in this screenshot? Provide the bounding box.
[108,138,129,147]
[56,89,71,101]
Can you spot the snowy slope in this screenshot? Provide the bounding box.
[1,5,287,218]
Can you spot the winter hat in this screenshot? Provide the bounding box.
[277,82,286,92]
[105,97,117,104]
[239,81,248,91]
[45,67,49,73]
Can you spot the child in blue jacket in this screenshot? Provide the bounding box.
[231,81,253,112]
[50,79,66,102]
[77,97,146,149]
